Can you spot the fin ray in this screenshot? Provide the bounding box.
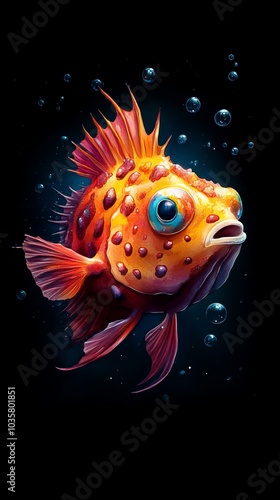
[22,235,105,301]
[132,313,178,393]
[58,309,142,370]
[70,86,169,181]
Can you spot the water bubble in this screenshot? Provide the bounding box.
[91,78,104,91]
[185,97,201,113]
[228,53,235,60]
[222,142,228,148]
[63,73,72,83]
[35,183,44,193]
[248,141,254,148]
[231,146,239,156]
[234,62,238,67]
[179,370,186,376]
[142,67,156,83]
[228,71,238,81]
[60,135,69,145]
[37,98,45,107]
[16,289,26,300]
[177,134,187,144]
[214,109,232,127]
[204,334,217,347]
[206,303,227,324]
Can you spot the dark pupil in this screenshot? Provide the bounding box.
[157,199,177,221]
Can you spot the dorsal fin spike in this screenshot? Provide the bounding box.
[81,124,117,166]
[71,86,169,181]
[89,115,122,164]
[97,111,132,160]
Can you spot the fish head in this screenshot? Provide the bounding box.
[106,160,246,295]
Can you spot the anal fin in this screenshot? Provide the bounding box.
[132,313,178,393]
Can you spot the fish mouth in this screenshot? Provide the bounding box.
[205,220,246,247]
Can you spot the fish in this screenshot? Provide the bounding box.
[22,86,246,393]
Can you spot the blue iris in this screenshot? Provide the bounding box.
[149,194,186,234]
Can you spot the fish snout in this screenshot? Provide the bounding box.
[205,220,246,247]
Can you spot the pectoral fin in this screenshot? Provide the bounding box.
[22,234,105,301]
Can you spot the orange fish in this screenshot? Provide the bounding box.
[23,87,246,392]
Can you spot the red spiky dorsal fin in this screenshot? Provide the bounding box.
[69,85,171,180]
[132,313,178,393]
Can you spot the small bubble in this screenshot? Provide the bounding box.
[248,141,254,148]
[231,146,239,156]
[228,54,235,60]
[179,370,186,376]
[37,98,45,107]
[206,303,227,324]
[63,73,72,83]
[91,78,104,91]
[234,62,238,67]
[185,96,201,113]
[228,71,238,81]
[214,109,232,127]
[204,334,217,347]
[16,289,27,300]
[142,67,156,83]
[177,134,187,144]
[222,142,228,148]
[60,135,69,145]
[35,183,44,193]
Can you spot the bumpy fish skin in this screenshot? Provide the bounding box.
[23,87,246,392]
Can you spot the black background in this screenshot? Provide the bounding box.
[3,1,280,499]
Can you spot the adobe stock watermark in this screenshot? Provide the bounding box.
[212,0,245,22]
[17,288,114,385]
[7,0,71,55]
[208,107,280,187]
[236,452,280,499]
[61,395,180,499]
[223,288,280,354]
[51,63,170,183]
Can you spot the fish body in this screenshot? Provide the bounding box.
[23,87,246,392]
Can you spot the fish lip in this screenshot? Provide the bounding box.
[205,220,246,247]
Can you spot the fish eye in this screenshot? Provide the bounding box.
[148,188,195,234]
[157,199,177,222]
